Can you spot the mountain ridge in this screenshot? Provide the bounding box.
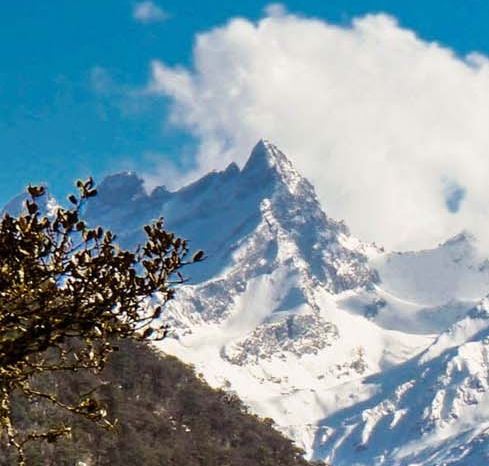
[4,140,489,465]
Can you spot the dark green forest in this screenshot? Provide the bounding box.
[1,339,322,465]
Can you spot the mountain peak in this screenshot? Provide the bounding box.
[441,229,477,247]
[95,171,145,205]
[243,139,289,171]
[242,139,309,198]
[1,184,56,217]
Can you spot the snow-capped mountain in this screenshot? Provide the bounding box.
[8,140,489,465]
[85,141,489,464]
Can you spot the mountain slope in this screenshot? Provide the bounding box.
[313,297,489,465]
[7,140,489,465]
[340,232,489,337]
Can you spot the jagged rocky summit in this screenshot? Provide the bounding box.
[85,140,376,289]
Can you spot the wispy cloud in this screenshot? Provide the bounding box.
[132,1,168,24]
[90,66,114,95]
[263,3,287,18]
[147,11,489,252]
[89,66,157,117]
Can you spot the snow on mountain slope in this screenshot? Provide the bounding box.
[373,232,489,307]
[160,288,431,458]
[313,297,489,466]
[335,233,489,338]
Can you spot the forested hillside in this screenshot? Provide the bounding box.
[1,339,320,466]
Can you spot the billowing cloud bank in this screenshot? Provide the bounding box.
[148,8,489,252]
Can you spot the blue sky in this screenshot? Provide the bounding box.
[2,1,489,249]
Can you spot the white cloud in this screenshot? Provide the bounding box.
[264,3,287,17]
[141,158,186,194]
[133,1,168,24]
[90,66,113,94]
[147,12,489,252]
